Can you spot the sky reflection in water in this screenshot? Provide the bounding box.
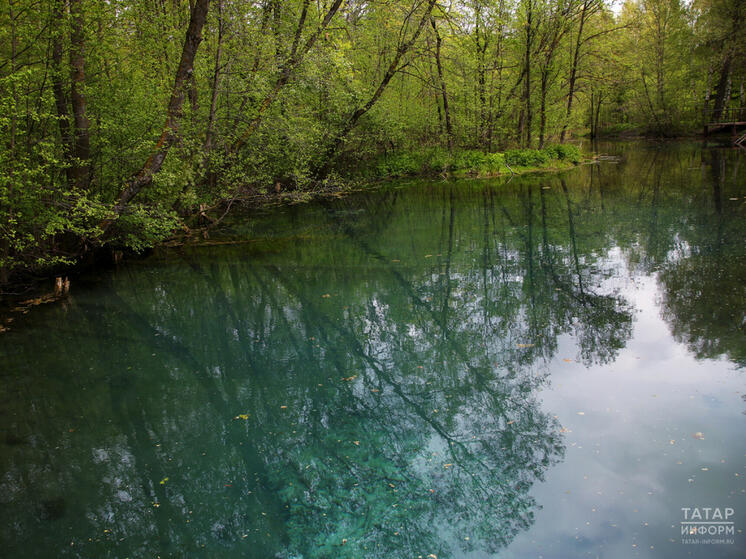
[0,142,744,558]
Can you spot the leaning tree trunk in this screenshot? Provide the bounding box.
[314,0,437,180]
[230,0,344,153]
[109,0,210,218]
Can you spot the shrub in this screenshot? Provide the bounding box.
[376,152,421,177]
[504,149,550,167]
[422,148,452,174]
[370,144,581,181]
[452,150,488,172]
[542,144,581,164]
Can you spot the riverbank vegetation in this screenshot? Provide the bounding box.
[0,0,744,285]
[367,144,582,179]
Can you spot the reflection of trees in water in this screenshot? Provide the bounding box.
[256,267,560,558]
[556,143,745,368]
[0,143,738,558]
[0,168,644,557]
[20,152,744,556]
[659,255,746,367]
[656,149,746,367]
[595,145,745,368]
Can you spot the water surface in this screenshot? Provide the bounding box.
[1,142,744,558]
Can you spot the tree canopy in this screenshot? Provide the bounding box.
[0,0,744,283]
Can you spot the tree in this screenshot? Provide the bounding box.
[110,0,211,217]
[0,0,738,284]
[314,0,438,179]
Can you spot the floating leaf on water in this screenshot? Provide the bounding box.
[563,358,573,363]
[444,463,453,468]
[234,414,249,420]
[321,294,331,298]
[159,477,169,485]
[517,343,535,348]
[425,254,433,258]
[353,441,360,446]
[341,375,357,381]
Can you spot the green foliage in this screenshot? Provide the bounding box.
[371,147,578,180]
[504,149,550,167]
[451,149,484,171]
[376,152,424,178]
[542,144,582,164]
[451,151,507,176]
[375,148,452,178]
[0,71,99,277]
[113,205,179,252]
[0,0,732,283]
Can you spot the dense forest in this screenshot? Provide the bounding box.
[0,0,744,284]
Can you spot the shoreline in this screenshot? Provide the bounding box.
[0,150,589,324]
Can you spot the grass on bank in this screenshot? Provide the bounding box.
[370,144,583,180]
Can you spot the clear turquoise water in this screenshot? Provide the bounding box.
[1,142,744,558]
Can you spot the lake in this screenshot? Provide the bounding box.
[1,141,744,558]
